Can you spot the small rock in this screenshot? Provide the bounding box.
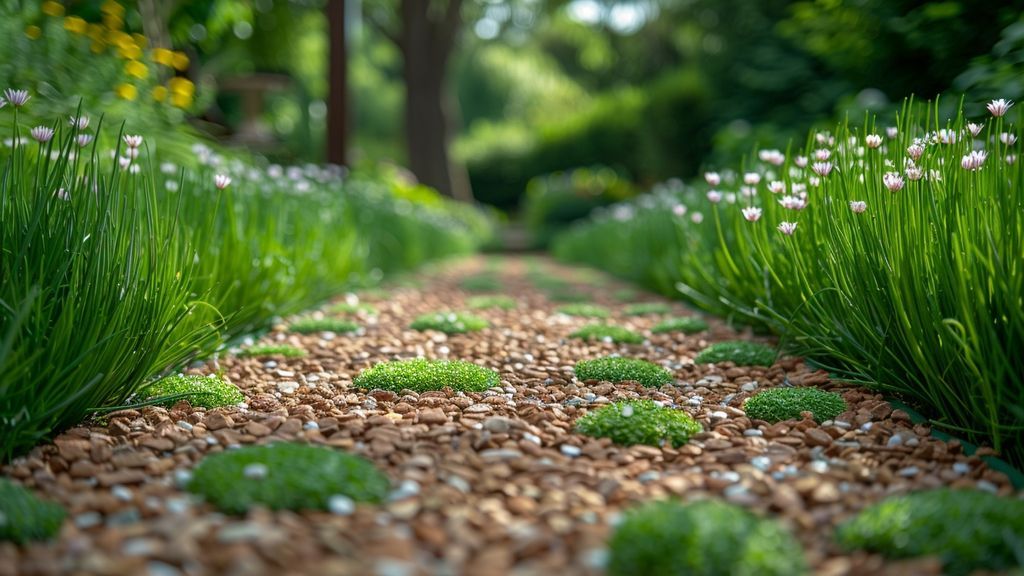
[205,412,233,431]
[743,429,763,437]
[710,410,728,421]
[480,448,523,461]
[804,429,832,447]
[146,561,183,576]
[952,462,971,475]
[173,469,192,488]
[897,466,920,477]
[176,421,193,432]
[887,434,903,448]
[111,485,133,502]
[243,463,268,480]
[977,480,999,494]
[751,456,772,471]
[560,445,582,458]
[621,405,634,418]
[740,382,758,393]
[74,512,103,529]
[482,417,513,434]
[328,494,356,516]
[418,409,447,425]
[446,476,471,493]
[303,421,320,431]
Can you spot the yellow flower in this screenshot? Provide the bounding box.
[25,25,42,40]
[132,33,147,48]
[152,47,174,67]
[103,13,123,31]
[171,51,190,71]
[170,92,193,108]
[152,85,167,102]
[101,0,124,17]
[90,40,105,54]
[125,60,148,79]
[42,1,65,17]
[117,42,142,60]
[63,15,87,34]
[115,83,137,101]
[168,77,195,97]
[87,23,104,41]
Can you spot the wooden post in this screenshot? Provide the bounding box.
[326,0,348,166]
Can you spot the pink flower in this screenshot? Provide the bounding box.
[814,149,831,161]
[706,190,722,203]
[987,99,1013,118]
[886,126,898,139]
[966,122,984,137]
[123,135,143,148]
[30,126,54,143]
[905,165,924,181]
[907,143,924,161]
[704,172,721,186]
[758,149,785,165]
[672,204,686,217]
[777,221,798,235]
[1000,132,1017,146]
[125,146,139,159]
[691,212,703,224]
[215,174,232,190]
[3,89,30,107]
[865,134,882,148]
[118,156,132,170]
[0,97,5,109]
[768,180,786,194]
[882,171,904,191]
[743,172,761,185]
[1007,154,1018,165]
[961,150,987,171]
[935,129,957,144]
[778,195,806,210]
[812,162,833,177]
[849,201,867,214]
[794,155,808,168]
[740,186,756,198]
[68,115,90,130]
[742,207,762,222]
[76,134,93,147]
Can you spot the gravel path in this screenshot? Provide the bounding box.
[2,256,1018,576]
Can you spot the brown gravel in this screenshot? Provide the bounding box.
[2,256,1020,576]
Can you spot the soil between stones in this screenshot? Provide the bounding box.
[2,256,1019,576]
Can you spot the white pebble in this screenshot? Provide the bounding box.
[809,461,829,474]
[243,463,269,480]
[303,421,320,431]
[560,445,582,457]
[173,469,192,488]
[446,476,471,493]
[887,434,903,447]
[740,382,758,393]
[580,548,609,570]
[328,494,356,516]
[977,480,999,494]
[111,485,133,502]
[897,466,920,477]
[952,462,971,475]
[743,429,763,437]
[523,432,542,445]
[620,405,634,418]
[176,420,193,431]
[710,410,728,421]
[205,436,219,445]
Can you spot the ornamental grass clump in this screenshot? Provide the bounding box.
[694,341,776,366]
[289,317,360,335]
[466,295,517,310]
[410,312,488,334]
[576,400,700,447]
[624,302,672,316]
[574,357,673,387]
[743,387,847,423]
[836,489,1024,576]
[354,359,499,393]
[139,375,244,409]
[0,479,66,544]
[651,316,709,334]
[608,499,808,576]
[187,443,389,515]
[570,324,644,344]
[237,344,308,359]
[557,304,611,318]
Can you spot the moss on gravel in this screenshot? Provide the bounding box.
[570,324,644,344]
[0,479,66,544]
[187,443,389,515]
[575,357,673,387]
[237,344,307,359]
[557,304,610,318]
[328,301,378,315]
[467,295,517,310]
[459,274,502,292]
[694,341,776,366]
[289,317,360,334]
[354,358,500,393]
[140,374,244,409]
[836,489,1024,576]
[576,400,701,447]
[743,387,847,423]
[624,302,672,316]
[608,499,808,576]
[651,316,710,334]
[547,290,592,303]
[613,288,639,302]
[410,312,488,334]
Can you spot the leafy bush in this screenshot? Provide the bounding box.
[466,295,517,310]
[836,489,1024,576]
[289,318,360,335]
[652,317,710,334]
[608,499,808,576]
[743,388,848,423]
[624,302,672,316]
[570,324,644,344]
[410,312,488,334]
[576,400,700,447]
[694,341,776,367]
[139,375,244,409]
[187,443,389,515]
[354,359,500,393]
[557,304,611,318]
[574,357,673,387]
[237,345,308,359]
[0,479,66,544]
[522,166,638,248]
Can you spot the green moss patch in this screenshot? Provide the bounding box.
[547,290,592,303]
[624,302,672,316]
[570,324,644,344]
[743,387,847,423]
[410,312,488,334]
[187,443,389,515]
[237,344,307,359]
[836,489,1024,576]
[652,316,710,334]
[459,274,502,292]
[694,341,776,366]
[576,400,701,447]
[140,374,244,409]
[608,499,808,576]
[557,304,611,318]
[466,295,517,310]
[354,358,500,393]
[575,356,673,387]
[613,288,639,302]
[289,317,360,334]
[328,301,378,315]
[0,479,66,544]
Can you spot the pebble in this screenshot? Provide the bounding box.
[710,410,728,421]
[620,405,634,418]
[740,381,758,392]
[743,429,763,437]
[522,432,542,445]
[328,494,356,516]
[243,463,269,480]
[389,480,421,500]
[952,462,971,475]
[886,434,903,447]
[637,471,661,483]
[560,445,582,458]
[751,456,772,471]
[977,480,999,494]
[303,421,320,431]
[74,512,103,529]
[111,485,133,502]
[446,476,471,493]
[147,562,183,576]
[176,420,193,431]
[897,466,920,477]
[480,448,523,461]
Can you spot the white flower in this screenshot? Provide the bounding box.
[1007,154,1018,165]
[160,162,178,175]
[966,122,984,137]
[812,162,833,177]
[849,201,867,214]
[129,164,141,175]
[123,134,143,148]
[886,126,898,139]
[740,186,756,198]
[814,148,831,161]
[882,172,904,191]
[68,115,90,130]
[987,99,1013,118]
[125,147,139,159]
[768,181,786,194]
[758,149,785,165]
[778,195,806,210]
[907,143,924,161]
[960,150,987,171]
[672,204,686,217]
[76,134,93,147]
[777,221,798,235]
[118,156,132,170]
[1000,132,1017,146]
[742,172,760,186]
[690,212,703,224]
[935,129,957,144]
[905,165,924,181]
[706,190,723,204]
[215,174,232,190]
[30,126,54,143]
[741,207,762,222]
[794,155,808,168]
[865,134,882,149]
[3,89,30,107]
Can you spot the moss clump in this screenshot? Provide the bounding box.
[570,324,644,344]
[651,316,710,334]
[743,387,847,423]
[289,317,360,334]
[624,302,672,316]
[354,358,500,393]
[694,341,776,366]
[459,274,502,292]
[547,290,592,303]
[467,295,517,310]
[140,374,244,409]
[187,443,389,515]
[557,304,611,318]
[614,289,639,302]
[575,356,673,387]
[608,499,808,576]
[836,489,1024,576]
[576,400,701,447]
[410,312,488,334]
[0,479,66,544]
[328,301,378,315]
[237,344,307,359]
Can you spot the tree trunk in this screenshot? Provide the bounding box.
[326,0,348,166]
